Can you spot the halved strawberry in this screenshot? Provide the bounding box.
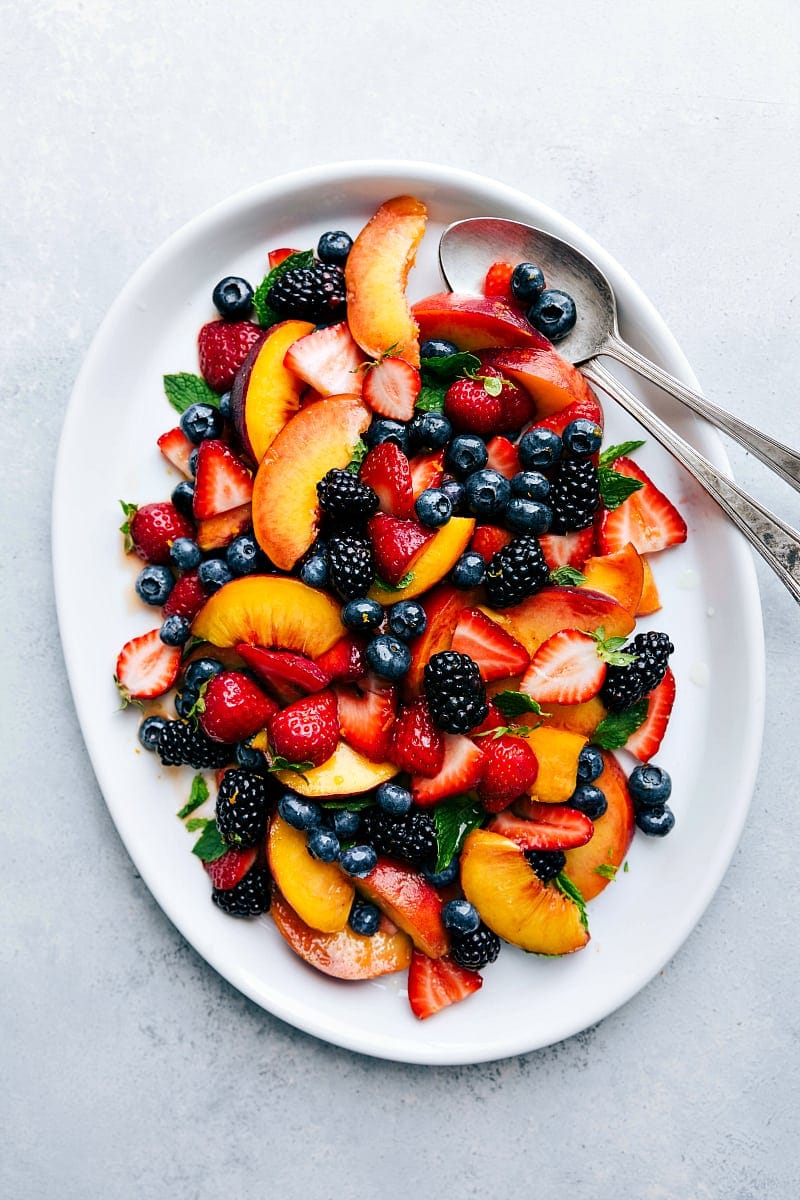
[625,667,676,761]
[477,733,539,812]
[314,635,367,684]
[598,457,687,555]
[483,260,515,301]
[521,629,606,704]
[336,677,397,761]
[192,440,253,520]
[268,690,339,767]
[157,426,194,476]
[530,394,604,436]
[203,846,258,890]
[362,356,420,421]
[367,513,435,586]
[469,524,513,562]
[412,735,485,806]
[198,319,264,393]
[390,698,445,778]
[490,804,594,850]
[450,608,530,682]
[407,950,483,1020]
[236,645,331,705]
[283,322,365,397]
[409,450,445,499]
[360,443,414,517]
[199,670,278,743]
[115,629,181,703]
[539,527,595,571]
[268,247,299,270]
[163,571,208,621]
[485,436,521,479]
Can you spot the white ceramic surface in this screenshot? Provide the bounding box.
[52,161,765,1064]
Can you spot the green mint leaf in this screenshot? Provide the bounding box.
[594,862,619,880]
[599,440,646,468]
[592,700,649,749]
[492,691,549,719]
[598,466,645,511]
[372,572,414,592]
[346,437,369,474]
[415,382,447,413]
[555,872,589,931]
[177,775,210,819]
[252,249,314,327]
[623,860,630,873]
[587,629,638,668]
[433,795,485,874]
[191,821,227,862]
[268,756,314,779]
[163,372,220,414]
[320,797,375,811]
[184,817,208,832]
[420,351,481,383]
[549,565,586,586]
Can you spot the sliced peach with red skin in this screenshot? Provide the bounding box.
[460,829,589,955]
[403,584,479,698]
[267,815,354,933]
[271,888,412,980]
[523,726,587,804]
[482,344,599,417]
[196,502,253,551]
[563,751,635,901]
[412,293,540,352]
[345,196,428,366]
[251,394,371,570]
[230,319,315,464]
[580,542,645,616]
[486,586,635,656]
[355,857,449,958]
[367,517,475,603]
[191,575,345,658]
[272,739,397,797]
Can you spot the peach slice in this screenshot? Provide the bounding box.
[267,814,354,933]
[403,584,478,698]
[523,726,587,804]
[196,502,253,552]
[412,293,541,352]
[272,739,397,797]
[270,888,412,979]
[345,195,428,366]
[636,556,662,615]
[483,345,598,417]
[367,517,475,603]
[538,695,608,739]
[580,542,645,616]
[460,829,589,955]
[191,575,345,658]
[251,394,371,570]
[355,857,449,958]
[563,751,635,901]
[486,586,635,656]
[230,319,314,463]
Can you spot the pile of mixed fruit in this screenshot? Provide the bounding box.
[115,195,687,1020]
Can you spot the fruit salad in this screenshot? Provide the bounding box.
[115,196,688,1021]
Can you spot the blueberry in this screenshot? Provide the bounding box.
[420,338,459,359]
[415,488,452,528]
[528,289,577,342]
[135,564,174,606]
[299,554,328,588]
[180,402,225,444]
[364,634,411,680]
[635,804,676,837]
[218,391,233,420]
[348,900,381,934]
[171,480,196,520]
[445,434,489,478]
[138,714,168,752]
[576,744,604,784]
[518,427,562,469]
[423,859,459,887]
[387,599,427,640]
[569,784,608,820]
[408,411,453,452]
[442,898,480,934]
[188,447,199,476]
[174,687,199,718]
[235,741,268,773]
[510,470,551,501]
[562,418,602,459]
[317,230,353,265]
[510,262,546,304]
[226,533,266,577]
[440,478,466,513]
[212,276,254,319]
[160,614,191,646]
[464,468,511,517]
[340,845,379,878]
[342,597,384,631]
[365,417,409,455]
[329,808,362,839]
[628,764,672,808]
[198,558,233,593]
[307,827,340,862]
[449,550,486,588]
[184,656,224,690]
[170,537,201,572]
[278,794,323,831]
[376,781,413,814]
[504,497,552,535]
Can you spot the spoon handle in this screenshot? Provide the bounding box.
[603,332,800,492]
[582,359,800,605]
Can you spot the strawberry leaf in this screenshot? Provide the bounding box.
[177,774,209,819]
[253,249,314,327]
[480,374,503,397]
[549,565,586,586]
[163,372,220,414]
[433,795,485,873]
[555,873,589,930]
[191,820,227,862]
[598,466,645,511]
[599,440,646,467]
[592,701,649,749]
[492,691,550,719]
[118,500,138,552]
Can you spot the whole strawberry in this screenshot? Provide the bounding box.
[198,670,278,744]
[198,319,263,393]
[121,501,194,564]
[162,571,208,621]
[268,690,339,767]
[478,733,539,812]
[444,374,504,436]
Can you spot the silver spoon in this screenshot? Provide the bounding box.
[439,216,800,604]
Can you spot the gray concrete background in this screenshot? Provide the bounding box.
[2,1,799,1196]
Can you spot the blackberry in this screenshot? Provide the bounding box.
[317,469,378,524]
[450,923,501,970]
[157,720,233,769]
[483,535,550,609]
[266,262,346,324]
[360,807,437,870]
[525,849,567,883]
[212,867,271,917]
[600,631,674,712]
[327,528,375,600]
[424,650,488,734]
[215,769,272,848]
[549,459,600,532]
